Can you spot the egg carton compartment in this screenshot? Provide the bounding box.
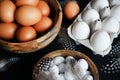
[67,0,120,56]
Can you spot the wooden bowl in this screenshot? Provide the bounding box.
[32,50,99,80]
[0,0,62,53]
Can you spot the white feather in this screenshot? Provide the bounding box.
[58,62,66,73]
[53,56,65,65]
[64,56,79,80]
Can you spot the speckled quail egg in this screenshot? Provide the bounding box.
[90,30,111,52]
[72,21,90,40]
[102,16,119,33]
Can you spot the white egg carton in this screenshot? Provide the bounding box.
[67,0,120,57]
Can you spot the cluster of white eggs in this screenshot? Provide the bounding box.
[38,56,93,80]
[68,0,120,56]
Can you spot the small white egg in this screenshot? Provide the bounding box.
[82,8,100,25]
[74,59,89,79]
[82,74,93,80]
[102,16,119,33]
[53,56,65,65]
[109,0,120,7]
[72,21,90,40]
[111,5,120,22]
[90,30,111,52]
[76,59,89,70]
[65,56,76,62]
[74,68,87,79]
[91,0,109,12]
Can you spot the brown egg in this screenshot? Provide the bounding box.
[64,1,80,20]
[34,16,53,33]
[15,0,39,7]
[16,26,37,42]
[37,0,50,16]
[0,23,18,40]
[0,0,16,23]
[15,5,42,25]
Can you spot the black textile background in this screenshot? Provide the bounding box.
[0,0,120,80]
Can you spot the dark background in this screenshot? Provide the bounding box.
[0,0,120,80]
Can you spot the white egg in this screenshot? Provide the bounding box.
[90,30,111,52]
[82,8,100,25]
[108,0,120,7]
[53,56,65,65]
[76,59,89,70]
[111,5,120,22]
[74,59,89,79]
[77,70,87,79]
[83,74,93,80]
[102,16,119,33]
[91,0,109,12]
[72,21,90,40]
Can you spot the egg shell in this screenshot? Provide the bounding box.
[15,0,39,7]
[91,0,109,12]
[72,21,90,40]
[90,30,111,52]
[83,74,93,80]
[108,0,120,7]
[65,56,75,62]
[15,5,42,25]
[37,0,50,16]
[53,56,65,66]
[34,16,53,33]
[64,1,80,20]
[82,8,100,25]
[16,26,37,42]
[76,59,89,70]
[0,0,16,23]
[102,17,119,33]
[0,23,18,40]
[111,5,120,22]
[76,69,87,79]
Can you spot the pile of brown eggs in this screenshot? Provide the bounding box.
[0,0,53,42]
